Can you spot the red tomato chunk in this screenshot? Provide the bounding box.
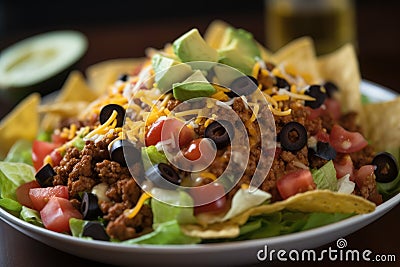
[16,180,41,209]
[277,169,316,200]
[40,197,82,233]
[29,185,69,211]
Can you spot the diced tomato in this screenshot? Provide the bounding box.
[16,180,41,209]
[40,197,82,233]
[307,106,325,121]
[145,119,165,146]
[329,124,368,153]
[276,169,316,200]
[145,118,194,148]
[183,138,215,162]
[51,133,68,146]
[354,165,383,205]
[354,165,375,188]
[49,150,63,167]
[190,183,228,215]
[32,140,58,171]
[315,130,330,143]
[333,154,354,179]
[29,185,69,211]
[307,98,341,121]
[324,98,341,121]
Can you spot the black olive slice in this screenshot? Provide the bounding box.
[372,152,399,183]
[145,163,181,188]
[35,163,56,187]
[275,77,290,90]
[118,73,129,82]
[204,120,234,149]
[314,141,337,160]
[228,75,259,97]
[82,221,110,241]
[323,81,339,98]
[81,192,102,220]
[279,122,307,152]
[304,85,327,109]
[109,139,140,167]
[99,104,126,127]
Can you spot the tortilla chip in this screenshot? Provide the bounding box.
[362,97,400,151]
[317,44,362,116]
[86,58,143,95]
[56,70,99,103]
[0,93,40,158]
[180,222,240,239]
[38,101,89,117]
[40,71,99,131]
[230,190,375,226]
[181,190,375,239]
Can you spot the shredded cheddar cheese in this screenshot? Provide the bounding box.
[200,172,217,181]
[124,192,152,219]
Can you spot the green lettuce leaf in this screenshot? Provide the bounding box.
[221,211,354,242]
[4,140,33,166]
[141,146,168,171]
[151,188,197,227]
[311,160,338,191]
[0,198,22,216]
[122,220,200,245]
[70,218,88,237]
[20,206,43,227]
[0,162,35,200]
[377,173,400,201]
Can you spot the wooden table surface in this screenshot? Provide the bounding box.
[1,3,400,267]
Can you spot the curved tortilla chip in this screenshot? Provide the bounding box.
[180,222,240,239]
[86,58,144,95]
[230,190,375,225]
[317,44,361,116]
[181,190,375,239]
[271,36,321,84]
[362,96,400,151]
[0,93,40,158]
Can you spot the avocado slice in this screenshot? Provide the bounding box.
[0,31,87,103]
[173,28,219,63]
[152,54,193,92]
[172,70,216,101]
[217,27,261,75]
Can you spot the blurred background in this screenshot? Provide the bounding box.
[1,0,399,91]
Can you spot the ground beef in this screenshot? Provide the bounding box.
[166,99,181,111]
[351,145,375,169]
[340,111,362,132]
[106,204,153,241]
[52,130,153,240]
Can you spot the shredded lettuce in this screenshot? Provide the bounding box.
[0,162,35,200]
[4,140,33,166]
[72,137,85,151]
[378,173,400,201]
[207,211,354,242]
[70,218,89,238]
[122,220,200,245]
[20,206,43,227]
[151,188,197,227]
[0,198,22,216]
[311,160,338,191]
[141,146,168,171]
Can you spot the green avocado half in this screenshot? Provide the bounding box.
[0,30,88,104]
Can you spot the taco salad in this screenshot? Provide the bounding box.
[0,20,399,244]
